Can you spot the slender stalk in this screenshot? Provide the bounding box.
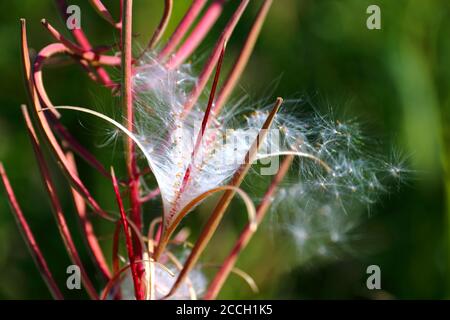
[214,0,273,114]
[119,0,124,25]
[121,0,145,298]
[166,0,226,69]
[111,168,143,300]
[146,0,173,51]
[41,19,121,66]
[158,0,208,59]
[182,0,249,114]
[0,163,64,300]
[65,150,111,281]
[112,221,122,276]
[122,0,140,229]
[205,154,294,299]
[41,19,84,53]
[33,44,67,116]
[89,0,117,27]
[22,105,99,300]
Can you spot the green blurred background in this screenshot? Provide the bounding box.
[0,0,449,299]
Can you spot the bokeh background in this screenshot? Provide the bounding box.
[0,0,449,299]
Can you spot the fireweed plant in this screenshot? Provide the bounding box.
[0,0,405,300]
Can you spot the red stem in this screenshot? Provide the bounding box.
[41,19,121,66]
[122,0,145,298]
[22,105,99,300]
[145,0,173,51]
[111,221,123,299]
[111,168,143,300]
[0,163,64,300]
[65,150,111,281]
[182,0,249,114]
[204,155,294,299]
[165,0,226,69]
[214,0,273,114]
[158,0,208,59]
[89,0,117,27]
[122,0,140,228]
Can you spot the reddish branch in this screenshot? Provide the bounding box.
[205,154,294,299]
[165,0,226,68]
[122,0,145,299]
[41,19,121,67]
[0,163,64,300]
[22,105,99,300]
[146,0,173,51]
[65,150,111,281]
[89,0,118,28]
[111,168,143,300]
[182,0,250,113]
[214,0,273,114]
